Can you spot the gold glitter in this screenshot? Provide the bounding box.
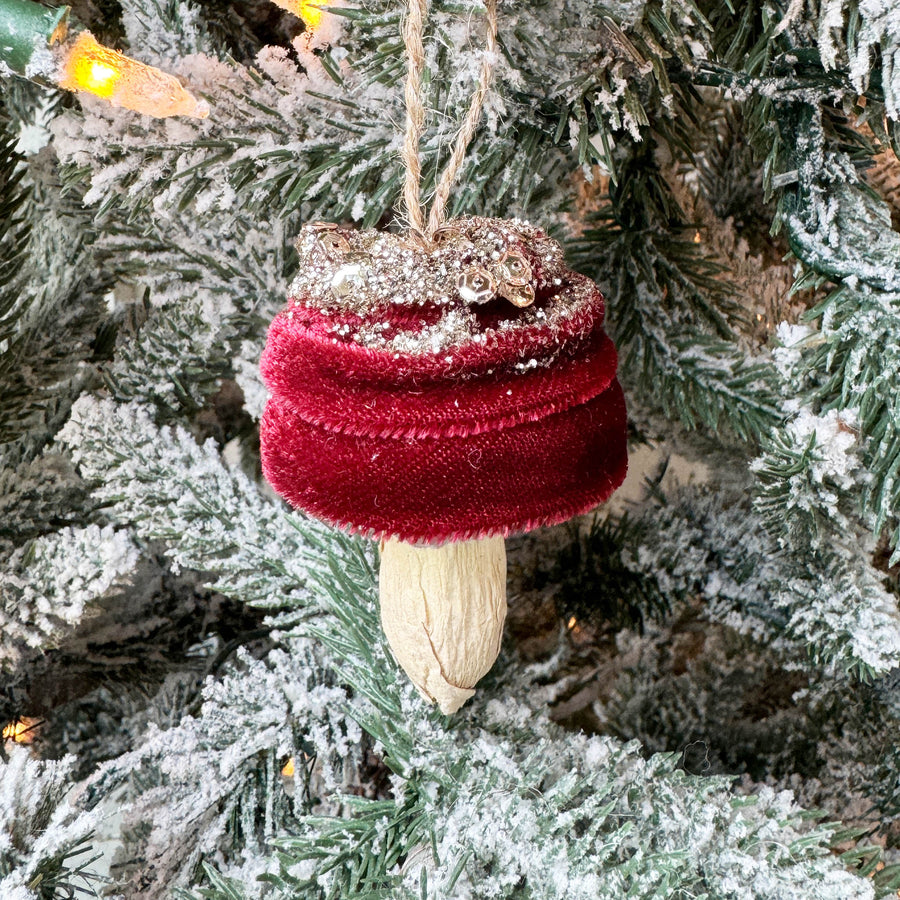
[457,267,497,304]
[316,231,350,259]
[287,216,598,358]
[501,282,536,308]
[497,249,531,287]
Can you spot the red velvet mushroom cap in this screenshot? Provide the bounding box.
[260,217,627,544]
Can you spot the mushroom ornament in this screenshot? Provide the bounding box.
[260,217,627,713]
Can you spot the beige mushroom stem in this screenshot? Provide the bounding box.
[379,535,507,714]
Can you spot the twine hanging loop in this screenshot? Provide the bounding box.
[400,0,499,238]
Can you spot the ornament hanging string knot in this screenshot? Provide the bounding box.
[400,0,499,239]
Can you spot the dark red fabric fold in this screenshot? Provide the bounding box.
[261,311,619,439]
[260,376,627,543]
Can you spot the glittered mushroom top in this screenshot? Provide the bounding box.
[260,216,628,544]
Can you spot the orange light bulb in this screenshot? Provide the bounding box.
[76,58,120,97]
[2,717,42,744]
[267,0,333,30]
[299,0,321,28]
[58,31,208,119]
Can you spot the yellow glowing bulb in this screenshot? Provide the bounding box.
[2,717,41,744]
[299,0,326,29]
[281,757,296,777]
[693,231,702,244]
[1,721,23,740]
[567,616,577,629]
[79,59,120,97]
[57,31,208,119]
[268,0,333,29]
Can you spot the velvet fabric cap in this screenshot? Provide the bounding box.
[260,217,628,544]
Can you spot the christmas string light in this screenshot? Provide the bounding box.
[296,0,330,31]
[2,717,42,745]
[0,0,208,119]
[57,31,209,118]
[266,0,334,33]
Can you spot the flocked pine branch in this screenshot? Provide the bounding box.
[49,0,726,231]
[612,3,900,671]
[0,747,102,900]
[0,100,111,570]
[765,267,900,564]
[236,723,882,900]
[624,483,900,676]
[51,0,562,227]
[568,198,783,444]
[806,0,900,123]
[96,213,292,418]
[0,525,139,671]
[0,100,109,468]
[554,496,900,850]
[0,108,31,367]
[58,397,329,616]
[191,562,889,900]
[0,452,90,557]
[77,643,362,896]
[728,94,900,671]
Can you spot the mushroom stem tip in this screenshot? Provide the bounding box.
[379,535,507,714]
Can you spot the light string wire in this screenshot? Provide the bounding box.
[400,0,499,238]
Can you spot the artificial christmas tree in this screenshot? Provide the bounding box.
[3,0,900,898]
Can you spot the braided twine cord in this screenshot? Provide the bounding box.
[400,0,499,238]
